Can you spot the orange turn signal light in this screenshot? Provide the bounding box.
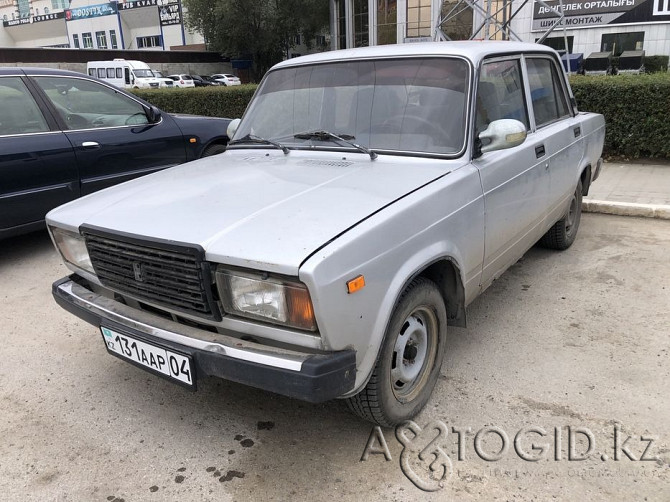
[189,137,197,143]
[346,275,365,294]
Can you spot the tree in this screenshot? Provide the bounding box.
[183,0,330,81]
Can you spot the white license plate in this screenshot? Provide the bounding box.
[101,327,194,387]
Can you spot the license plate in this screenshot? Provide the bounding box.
[101,326,194,387]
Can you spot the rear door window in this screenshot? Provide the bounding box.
[525,58,571,127]
[0,76,50,135]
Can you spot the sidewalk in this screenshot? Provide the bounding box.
[583,161,670,219]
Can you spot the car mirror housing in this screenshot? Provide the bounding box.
[147,105,161,124]
[479,119,527,154]
[226,118,241,139]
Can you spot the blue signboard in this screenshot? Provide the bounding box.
[65,3,117,21]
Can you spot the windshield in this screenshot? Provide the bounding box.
[133,69,154,78]
[153,70,165,78]
[233,57,469,156]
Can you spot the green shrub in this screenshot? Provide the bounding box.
[132,84,258,119]
[643,55,669,73]
[570,73,670,158]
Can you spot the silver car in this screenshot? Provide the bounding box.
[48,42,605,426]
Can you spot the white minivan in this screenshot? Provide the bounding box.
[87,59,161,89]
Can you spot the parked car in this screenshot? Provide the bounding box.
[48,42,605,426]
[210,73,241,86]
[190,75,213,87]
[151,70,175,88]
[0,67,231,239]
[167,74,195,88]
[201,75,223,86]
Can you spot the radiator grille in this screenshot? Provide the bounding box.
[83,231,216,319]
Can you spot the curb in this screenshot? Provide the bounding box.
[583,200,670,220]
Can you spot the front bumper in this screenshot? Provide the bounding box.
[52,276,356,402]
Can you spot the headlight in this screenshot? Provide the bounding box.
[216,269,316,331]
[50,227,95,275]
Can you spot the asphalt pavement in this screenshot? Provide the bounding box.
[0,161,668,501]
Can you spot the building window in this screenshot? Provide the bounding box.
[294,34,301,45]
[137,35,162,49]
[44,7,49,14]
[407,0,431,38]
[17,0,30,18]
[378,0,397,45]
[2,15,6,21]
[82,32,93,49]
[601,32,644,56]
[35,8,39,15]
[52,0,69,9]
[96,31,107,49]
[538,36,574,55]
[336,0,346,49]
[353,0,369,47]
[73,34,80,49]
[316,35,327,46]
[110,30,118,49]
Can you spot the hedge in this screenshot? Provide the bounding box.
[133,75,670,159]
[570,73,670,158]
[132,84,258,120]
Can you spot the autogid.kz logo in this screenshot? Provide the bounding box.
[360,420,662,492]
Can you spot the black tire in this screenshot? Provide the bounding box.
[540,179,583,250]
[202,143,227,157]
[346,277,447,427]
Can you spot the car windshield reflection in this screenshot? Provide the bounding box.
[232,58,470,156]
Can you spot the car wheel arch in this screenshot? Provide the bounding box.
[345,254,467,397]
[200,139,229,158]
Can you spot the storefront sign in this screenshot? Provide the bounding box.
[3,17,30,27]
[159,2,182,26]
[65,3,117,21]
[121,0,159,10]
[532,0,670,30]
[33,12,66,23]
[2,11,66,27]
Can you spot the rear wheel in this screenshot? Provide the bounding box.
[540,179,583,250]
[346,277,447,426]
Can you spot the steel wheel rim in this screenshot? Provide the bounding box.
[390,306,439,402]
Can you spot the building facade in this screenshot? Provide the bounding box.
[0,0,204,50]
[329,0,670,58]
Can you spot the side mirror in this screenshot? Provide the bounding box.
[479,119,527,154]
[147,105,161,124]
[226,118,241,139]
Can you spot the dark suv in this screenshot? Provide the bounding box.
[0,67,231,239]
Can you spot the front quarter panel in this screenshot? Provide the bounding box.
[299,162,484,394]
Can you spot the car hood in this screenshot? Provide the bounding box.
[47,150,457,275]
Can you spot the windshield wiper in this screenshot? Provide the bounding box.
[294,130,377,160]
[229,134,289,154]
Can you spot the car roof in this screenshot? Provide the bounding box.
[272,41,558,70]
[0,66,89,77]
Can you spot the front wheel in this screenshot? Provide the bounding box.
[540,179,583,250]
[202,143,227,157]
[346,277,447,426]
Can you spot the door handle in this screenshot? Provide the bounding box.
[81,141,100,149]
[573,126,581,138]
[535,144,545,158]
